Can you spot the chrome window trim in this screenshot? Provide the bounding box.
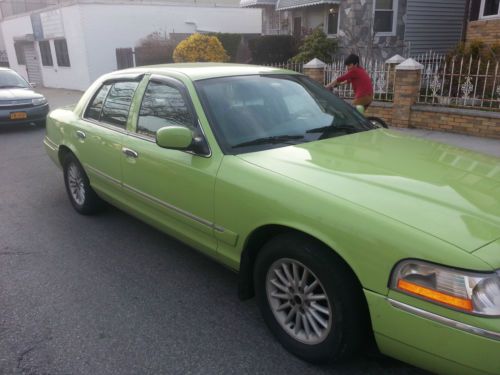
[388,298,500,341]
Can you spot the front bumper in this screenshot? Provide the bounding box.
[0,103,49,125]
[366,290,500,375]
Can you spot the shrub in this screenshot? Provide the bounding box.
[292,28,337,63]
[173,34,229,63]
[248,35,298,64]
[207,33,242,62]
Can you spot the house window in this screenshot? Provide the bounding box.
[54,39,70,67]
[327,7,339,35]
[481,0,500,17]
[39,41,53,66]
[374,0,397,34]
[14,42,26,65]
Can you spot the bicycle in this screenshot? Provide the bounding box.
[354,104,388,129]
[327,86,389,129]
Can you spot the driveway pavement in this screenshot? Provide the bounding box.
[37,87,500,158]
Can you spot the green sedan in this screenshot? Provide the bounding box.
[44,64,500,375]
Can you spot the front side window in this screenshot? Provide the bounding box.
[39,40,53,66]
[374,0,397,34]
[481,0,500,17]
[54,39,70,67]
[196,75,372,154]
[327,7,339,35]
[137,80,194,138]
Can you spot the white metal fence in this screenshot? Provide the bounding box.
[263,54,500,111]
[263,61,304,73]
[418,56,500,111]
[324,59,395,102]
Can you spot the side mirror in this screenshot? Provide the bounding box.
[29,82,37,88]
[156,126,193,150]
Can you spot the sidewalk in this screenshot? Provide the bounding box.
[394,128,500,158]
[38,87,500,159]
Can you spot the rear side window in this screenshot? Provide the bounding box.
[85,84,111,121]
[85,81,138,128]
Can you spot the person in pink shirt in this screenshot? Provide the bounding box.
[325,54,374,111]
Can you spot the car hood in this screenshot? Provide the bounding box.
[237,129,500,252]
[0,87,42,100]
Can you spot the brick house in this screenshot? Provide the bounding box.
[467,0,500,47]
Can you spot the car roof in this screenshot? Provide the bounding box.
[105,63,300,81]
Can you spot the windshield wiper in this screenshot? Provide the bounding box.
[232,135,304,148]
[306,124,359,134]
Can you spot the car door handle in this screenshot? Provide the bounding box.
[122,147,138,159]
[76,130,86,139]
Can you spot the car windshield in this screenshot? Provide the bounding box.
[0,70,30,89]
[195,74,373,154]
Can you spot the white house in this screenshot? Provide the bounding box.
[1,0,261,90]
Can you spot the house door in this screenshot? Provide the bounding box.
[293,17,302,39]
[23,43,43,85]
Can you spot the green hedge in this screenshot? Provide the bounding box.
[248,35,298,64]
[208,33,242,62]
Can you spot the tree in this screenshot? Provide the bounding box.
[292,28,337,63]
[173,34,229,63]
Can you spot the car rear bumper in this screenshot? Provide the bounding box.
[0,103,49,125]
[365,290,500,375]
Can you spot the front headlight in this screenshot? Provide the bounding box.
[32,97,47,106]
[391,260,500,316]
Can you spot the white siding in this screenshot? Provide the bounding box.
[1,16,33,81]
[41,5,90,90]
[405,0,467,55]
[79,3,261,82]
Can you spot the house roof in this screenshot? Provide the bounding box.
[276,0,339,10]
[240,0,277,7]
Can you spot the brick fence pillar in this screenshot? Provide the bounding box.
[303,58,326,84]
[385,54,405,93]
[392,58,424,128]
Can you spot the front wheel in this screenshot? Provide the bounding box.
[254,233,368,364]
[366,116,388,129]
[63,153,104,215]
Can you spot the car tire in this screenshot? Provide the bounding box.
[63,153,104,215]
[254,232,368,364]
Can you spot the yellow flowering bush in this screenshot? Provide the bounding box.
[173,34,229,63]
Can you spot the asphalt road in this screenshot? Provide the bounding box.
[0,89,432,375]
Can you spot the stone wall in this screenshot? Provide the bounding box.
[336,0,407,60]
[466,19,500,46]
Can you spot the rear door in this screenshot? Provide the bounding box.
[74,77,141,200]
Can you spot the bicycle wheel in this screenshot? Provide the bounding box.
[366,116,388,129]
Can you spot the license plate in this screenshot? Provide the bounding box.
[10,112,28,120]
